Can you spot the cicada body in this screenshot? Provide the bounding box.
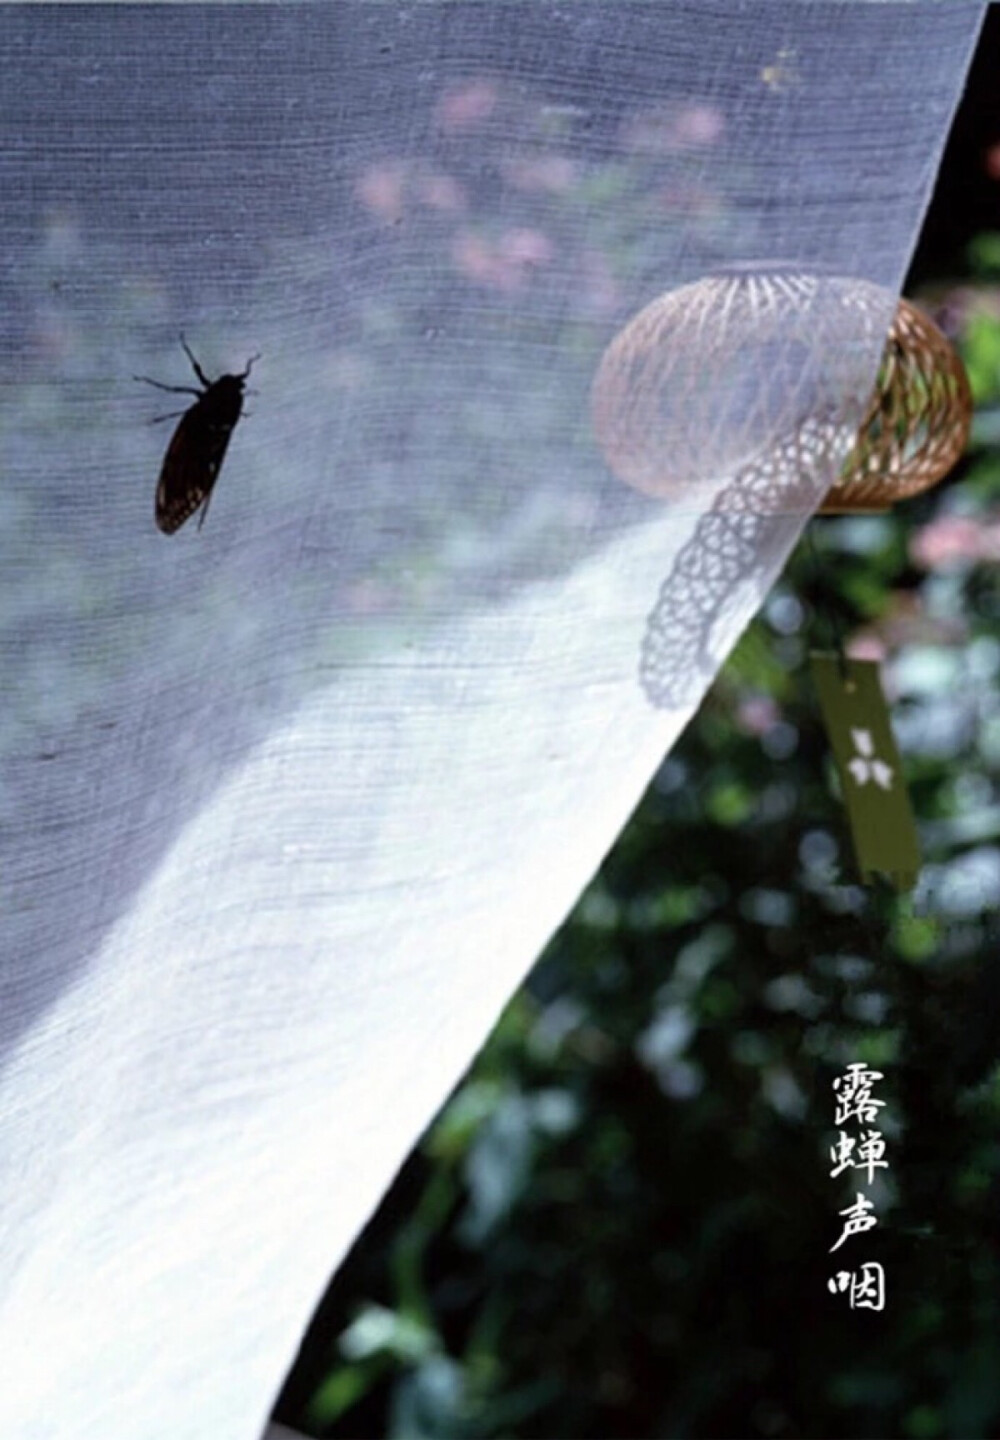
[137,339,258,534]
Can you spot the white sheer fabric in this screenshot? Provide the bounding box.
[0,6,983,1439]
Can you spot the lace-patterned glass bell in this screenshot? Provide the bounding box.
[591,268,971,515]
[820,295,972,513]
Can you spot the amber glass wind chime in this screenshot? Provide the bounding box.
[592,267,973,888]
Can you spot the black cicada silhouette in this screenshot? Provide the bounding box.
[136,337,259,534]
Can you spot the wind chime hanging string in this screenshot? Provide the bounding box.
[805,293,970,893]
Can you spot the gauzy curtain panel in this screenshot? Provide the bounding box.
[0,5,984,1439]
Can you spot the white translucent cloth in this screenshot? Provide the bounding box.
[0,6,983,1439]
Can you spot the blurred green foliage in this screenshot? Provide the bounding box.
[276,258,1000,1440]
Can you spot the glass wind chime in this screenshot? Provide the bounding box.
[591,266,973,892]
